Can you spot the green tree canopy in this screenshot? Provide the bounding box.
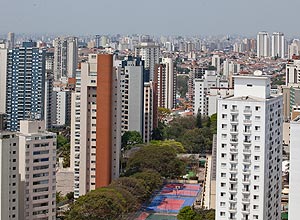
[66,188,128,220]
[132,170,163,193]
[121,131,143,151]
[126,143,186,178]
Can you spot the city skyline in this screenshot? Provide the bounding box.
[1,0,300,36]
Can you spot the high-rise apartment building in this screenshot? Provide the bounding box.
[18,120,56,220]
[271,32,285,58]
[257,31,270,57]
[212,55,221,73]
[0,46,8,113]
[216,73,282,220]
[7,32,15,49]
[117,56,144,135]
[155,58,176,110]
[289,116,300,220]
[193,70,229,116]
[144,82,154,143]
[288,39,300,59]
[135,42,160,80]
[4,42,46,131]
[0,131,19,220]
[70,54,121,198]
[286,59,300,85]
[53,37,78,80]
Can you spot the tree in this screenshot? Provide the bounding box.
[158,107,171,122]
[126,143,186,178]
[177,206,197,220]
[121,131,143,151]
[177,75,189,98]
[178,207,215,220]
[110,177,149,202]
[66,188,130,220]
[132,170,163,193]
[196,110,203,128]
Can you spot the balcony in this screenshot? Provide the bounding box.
[243,140,251,146]
[229,187,237,193]
[242,169,251,174]
[243,109,252,115]
[230,119,238,124]
[242,189,250,194]
[229,168,238,174]
[230,138,238,144]
[229,206,237,212]
[230,109,239,114]
[243,129,251,134]
[242,198,250,203]
[241,208,250,213]
[243,149,251,154]
[229,159,238,164]
[230,148,238,154]
[229,178,238,183]
[243,120,252,124]
[230,129,238,134]
[229,197,237,203]
[242,179,251,185]
[243,159,251,165]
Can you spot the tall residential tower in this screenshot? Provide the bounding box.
[216,73,282,220]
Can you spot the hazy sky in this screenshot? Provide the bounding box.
[1,0,300,36]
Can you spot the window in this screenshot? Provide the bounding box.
[255,126,260,131]
[222,124,227,129]
[222,134,227,139]
[254,195,259,200]
[222,114,227,119]
[220,212,225,216]
[221,182,226,187]
[255,136,260,141]
[221,144,226,148]
[223,105,227,110]
[221,153,226,158]
[254,185,259,190]
[255,106,261,111]
[253,205,258,209]
[255,116,261,121]
[220,192,225,196]
[221,173,226,178]
[254,156,260,161]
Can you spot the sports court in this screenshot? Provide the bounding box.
[145,183,201,214]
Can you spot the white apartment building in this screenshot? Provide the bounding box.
[144,82,154,143]
[71,56,97,198]
[288,39,300,59]
[216,73,282,220]
[0,131,19,220]
[70,54,121,198]
[212,55,221,73]
[286,59,300,85]
[257,31,270,58]
[53,37,78,80]
[18,120,56,220]
[289,116,300,220]
[193,70,229,116]
[156,58,176,110]
[135,42,160,80]
[271,32,285,58]
[117,56,144,135]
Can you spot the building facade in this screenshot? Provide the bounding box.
[257,31,270,58]
[18,120,56,220]
[70,54,121,198]
[216,74,282,220]
[53,37,78,80]
[5,42,46,131]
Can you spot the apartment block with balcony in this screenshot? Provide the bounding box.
[216,74,282,220]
